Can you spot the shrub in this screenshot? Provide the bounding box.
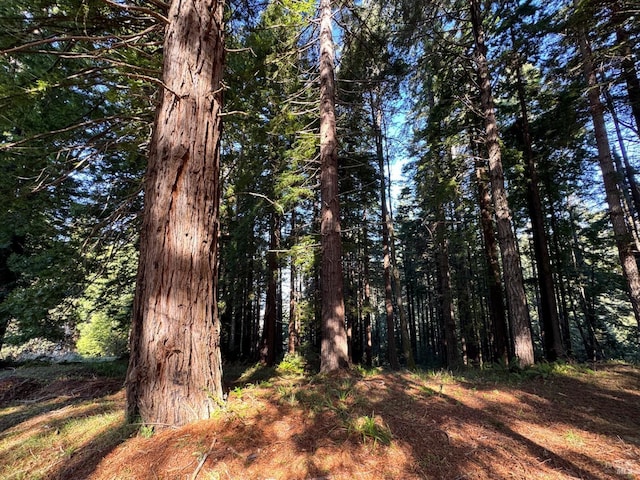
[76,312,128,357]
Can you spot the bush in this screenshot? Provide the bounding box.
[76,312,128,357]
[276,353,307,376]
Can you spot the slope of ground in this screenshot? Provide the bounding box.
[0,361,639,479]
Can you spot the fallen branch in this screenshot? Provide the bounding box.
[191,438,217,480]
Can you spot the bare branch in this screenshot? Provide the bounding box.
[0,115,144,151]
[103,0,169,24]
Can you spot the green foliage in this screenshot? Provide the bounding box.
[350,414,392,446]
[76,312,128,357]
[0,0,154,353]
[75,244,136,357]
[139,424,154,439]
[276,353,307,376]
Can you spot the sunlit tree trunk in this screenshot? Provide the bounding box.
[319,0,349,372]
[288,210,300,355]
[470,0,534,366]
[126,0,225,426]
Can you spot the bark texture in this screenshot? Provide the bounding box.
[126,0,225,426]
[471,0,535,366]
[288,211,300,355]
[319,0,349,372]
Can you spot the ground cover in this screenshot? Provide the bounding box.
[0,360,638,479]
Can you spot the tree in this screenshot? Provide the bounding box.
[572,0,640,342]
[319,0,349,372]
[470,0,535,366]
[507,17,564,361]
[125,0,225,426]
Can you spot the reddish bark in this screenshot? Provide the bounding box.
[319,0,349,372]
[126,0,225,426]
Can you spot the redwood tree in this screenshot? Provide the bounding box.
[470,0,535,366]
[319,0,349,372]
[125,0,225,426]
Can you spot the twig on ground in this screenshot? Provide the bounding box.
[191,437,217,480]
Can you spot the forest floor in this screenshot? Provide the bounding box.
[0,360,639,480]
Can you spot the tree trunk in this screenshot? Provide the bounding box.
[319,0,349,372]
[288,210,299,355]
[381,179,398,368]
[260,212,280,366]
[568,204,602,360]
[612,1,640,135]
[436,209,459,369]
[362,215,373,367]
[575,10,640,340]
[125,0,225,427]
[388,210,415,368]
[470,0,535,366]
[474,153,510,364]
[548,201,574,357]
[369,91,400,369]
[512,38,564,361]
[601,75,640,234]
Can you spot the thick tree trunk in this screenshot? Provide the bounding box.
[512,43,564,361]
[576,14,640,340]
[319,0,349,372]
[471,0,534,366]
[125,0,225,426]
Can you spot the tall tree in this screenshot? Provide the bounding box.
[319,0,349,372]
[125,0,225,426]
[572,0,640,341]
[509,23,564,361]
[470,0,535,366]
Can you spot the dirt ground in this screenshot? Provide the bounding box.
[1,362,639,480]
